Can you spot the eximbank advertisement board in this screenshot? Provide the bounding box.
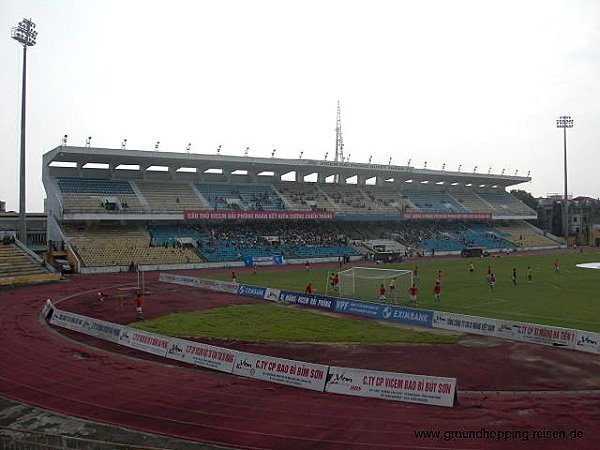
[334,299,433,327]
[325,366,457,407]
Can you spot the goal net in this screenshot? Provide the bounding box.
[337,267,413,303]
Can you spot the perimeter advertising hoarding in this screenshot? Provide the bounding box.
[278,290,336,311]
[118,327,170,357]
[184,210,335,220]
[573,331,600,354]
[50,308,123,343]
[49,308,89,333]
[42,299,54,319]
[159,273,239,294]
[429,310,599,354]
[495,321,576,348]
[334,299,433,327]
[83,317,123,343]
[165,337,238,373]
[264,288,281,302]
[432,312,500,336]
[232,351,328,391]
[237,284,267,299]
[243,255,285,267]
[325,366,457,407]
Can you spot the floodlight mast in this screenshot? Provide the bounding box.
[556,115,573,246]
[11,18,37,246]
[334,101,344,163]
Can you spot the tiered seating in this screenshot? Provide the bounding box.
[419,237,464,252]
[65,224,203,267]
[275,183,337,211]
[57,177,134,194]
[401,190,468,213]
[136,181,207,212]
[362,186,407,213]
[57,177,144,213]
[148,224,206,248]
[477,192,535,216]
[0,243,49,277]
[195,184,243,210]
[382,222,443,249]
[154,223,287,263]
[294,244,358,258]
[450,226,514,249]
[201,240,283,263]
[384,222,514,252]
[237,185,286,210]
[452,191,493,214]
[151,222,360,263]
[499,223,558,247]
[338,222,393,240]
[319,185,385,214]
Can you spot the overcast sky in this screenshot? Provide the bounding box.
[1,0,599,212]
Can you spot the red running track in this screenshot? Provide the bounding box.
[0,271,599,450]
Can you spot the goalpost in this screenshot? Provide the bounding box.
[337,267,413,303]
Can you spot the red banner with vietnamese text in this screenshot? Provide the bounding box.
[184,210,335,220]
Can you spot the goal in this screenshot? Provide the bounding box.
[337,267,413,303]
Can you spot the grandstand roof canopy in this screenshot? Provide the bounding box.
[44,146,531,189]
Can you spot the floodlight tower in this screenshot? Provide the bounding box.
[11,18,37,246]
[556,115,574,246]
[334,101,344,163]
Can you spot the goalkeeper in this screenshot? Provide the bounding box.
[389,277,397,303]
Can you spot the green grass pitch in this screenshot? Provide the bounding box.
[132,304,458,344]
[222,250,600,332]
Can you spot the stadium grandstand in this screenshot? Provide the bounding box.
[42,145,560,273]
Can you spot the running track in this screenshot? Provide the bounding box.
[0,271,599,449]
